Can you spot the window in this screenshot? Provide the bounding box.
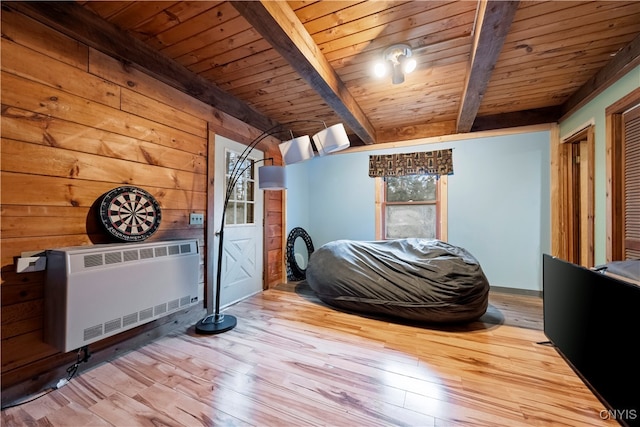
[377,174,447,240]
[224,149,255,225]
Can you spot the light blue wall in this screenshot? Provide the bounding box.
[286,130,551,291]
[283,161,311,235]
[559,65,640,265]
[307,152,376,243]
[447,133,550,290]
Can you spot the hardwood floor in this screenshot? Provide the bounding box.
[2,284,616,426]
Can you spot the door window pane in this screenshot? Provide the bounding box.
[246,203,254,224]
[225,149,257,225]
[225,202,235,225]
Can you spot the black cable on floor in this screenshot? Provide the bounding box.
[1,346,91,411]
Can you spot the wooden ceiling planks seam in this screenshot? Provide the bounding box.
[481,1,640,116]
[56,1,640,144]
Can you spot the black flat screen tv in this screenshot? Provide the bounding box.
[542,254,639,426]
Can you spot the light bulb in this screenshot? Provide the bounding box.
[374,61,388,77]
[403,58,417,74]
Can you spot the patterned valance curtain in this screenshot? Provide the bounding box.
[368,149,453,177]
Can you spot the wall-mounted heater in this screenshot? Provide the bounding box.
[45,239,200,352]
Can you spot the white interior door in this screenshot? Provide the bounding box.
[214,135,264,308]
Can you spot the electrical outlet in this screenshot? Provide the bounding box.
[190,213,204,225]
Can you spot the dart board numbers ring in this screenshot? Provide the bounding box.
[99,186,161,242]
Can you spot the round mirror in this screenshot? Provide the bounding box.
[286,227,314,281]
[294,238,309,269]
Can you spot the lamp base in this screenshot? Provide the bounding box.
[195,314,237,335]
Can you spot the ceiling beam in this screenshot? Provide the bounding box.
[230,0,376,145]
[560,32,640,120]
[377,121,458,144]
[457,0,520,133]
[5,1,278,133]
[471,106,562,132]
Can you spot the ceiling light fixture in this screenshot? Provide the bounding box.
[374,43,417,85]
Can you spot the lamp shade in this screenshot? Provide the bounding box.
[258,165,286,190]
[279,135,314,165]
[312,123,350,156]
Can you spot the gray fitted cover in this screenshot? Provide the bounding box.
[598,260,640,282]
[306,239,490,323]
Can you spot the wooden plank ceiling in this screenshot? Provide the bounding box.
[11,1,640,146]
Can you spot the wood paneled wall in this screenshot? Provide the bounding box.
[1,8,284,404]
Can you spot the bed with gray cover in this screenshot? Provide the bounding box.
[594,259,640,284]
[306,238,490,323]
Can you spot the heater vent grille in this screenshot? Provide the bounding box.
[45,239,200,352]
[81,242,195,272]
[123,250,139,262]
[104,318,122,333]
[84,325,102,341]
[123,312,138,327]
[105,252,122,265]
[140,307,153,321]
[84,254,103,268]
[154,303,167,316]
[76,294,194,343]
[140,248,154,259]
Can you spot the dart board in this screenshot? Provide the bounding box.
[99,186,161,242]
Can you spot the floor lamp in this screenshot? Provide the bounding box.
[195,121,350,335]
